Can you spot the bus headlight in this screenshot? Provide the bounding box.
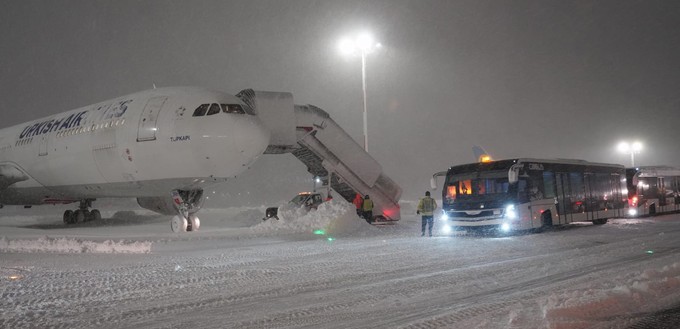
[441,224,452,234]
[440,212,449,221]
[628,208,637,216]
[505,205,517,219]
[501,223,511,232]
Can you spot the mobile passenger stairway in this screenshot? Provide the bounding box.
[237,89,402,223]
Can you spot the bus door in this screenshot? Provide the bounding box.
[658,177,667,208]
[583,173,595,221]
[555,173,571,224]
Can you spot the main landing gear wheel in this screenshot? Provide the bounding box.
[63,210,74,224]
[188,215,200,232]
[171,215,188,233]
[91,209,102,221]
[74,209,87,223]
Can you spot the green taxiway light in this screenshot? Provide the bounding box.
[313,229,326,235]
[646,250,654,254]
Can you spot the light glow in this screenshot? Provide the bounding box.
[505,205,517,219]
[501,223,511,232]
[441,225,452,234]
[337,31,381,57]
[617,140,643,167]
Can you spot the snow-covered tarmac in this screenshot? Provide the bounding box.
[1,200,680,328]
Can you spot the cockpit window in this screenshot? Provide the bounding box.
[192,102,253,117]
[207,103,221,116]
[192,104,209,117]
[221,104,246,114]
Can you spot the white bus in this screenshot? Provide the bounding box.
[431,158,627,233]
[625,166,680,217]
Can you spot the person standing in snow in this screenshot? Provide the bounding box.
[353,193,364,216]
[417,191,437,237]
[362,195,374,223]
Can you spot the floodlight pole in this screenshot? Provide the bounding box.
[630,152,635,168]
[361,50,368,152]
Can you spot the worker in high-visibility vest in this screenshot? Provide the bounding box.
[417,191,438,237]
[362,195,374,223]
[352,193,364,216]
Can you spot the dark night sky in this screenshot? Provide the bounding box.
[1,0,679,203]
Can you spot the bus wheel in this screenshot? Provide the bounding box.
[593,218,608,225]
[534,211,552,233]
[541,211,553,227]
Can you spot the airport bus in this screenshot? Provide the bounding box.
[431,158,627,232]
[625,166,680,217]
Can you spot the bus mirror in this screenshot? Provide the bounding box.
[430,177,438,190]
[508,165,521,183]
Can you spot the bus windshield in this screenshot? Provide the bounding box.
[444,170,517,203]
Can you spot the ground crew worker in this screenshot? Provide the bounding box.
[362,194,374,223]
[353,193,363,216]
[417,191,437,237]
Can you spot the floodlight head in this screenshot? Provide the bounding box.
[617,141,630,153]
[631,141,643,152]
[357,32,375,53]
[337,31,381,57]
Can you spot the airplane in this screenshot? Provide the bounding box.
[430,145,494,190]
[0,87,270,232]
[472,145,492,163]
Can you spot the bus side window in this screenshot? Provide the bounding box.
[569,173,584,212]
[543,172,555,198]
[517,179,529,203]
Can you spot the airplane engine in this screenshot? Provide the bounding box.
[137,196,178,215]
[137,189,204,216]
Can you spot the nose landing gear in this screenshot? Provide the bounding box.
[169,190,202,233]
[170,214,201,232]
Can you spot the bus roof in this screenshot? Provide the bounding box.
[447,158,624,173]
[633,166,680,177]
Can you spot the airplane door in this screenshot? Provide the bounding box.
[39,135,48,156]
[137,96,167,142]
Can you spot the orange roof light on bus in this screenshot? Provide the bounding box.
[479,155,492,163]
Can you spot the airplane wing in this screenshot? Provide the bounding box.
[0,163,29,190]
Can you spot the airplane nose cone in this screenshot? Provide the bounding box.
[237,116,270,165]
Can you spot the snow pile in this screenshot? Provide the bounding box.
[0,236,151,254]
[250,200,374,236]
[541,262,680,326]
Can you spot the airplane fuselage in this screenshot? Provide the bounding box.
[0,87,270,206]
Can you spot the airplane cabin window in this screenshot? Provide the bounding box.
[207,103,221,116]
[221,104,246,114]
[192,104,209,117]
